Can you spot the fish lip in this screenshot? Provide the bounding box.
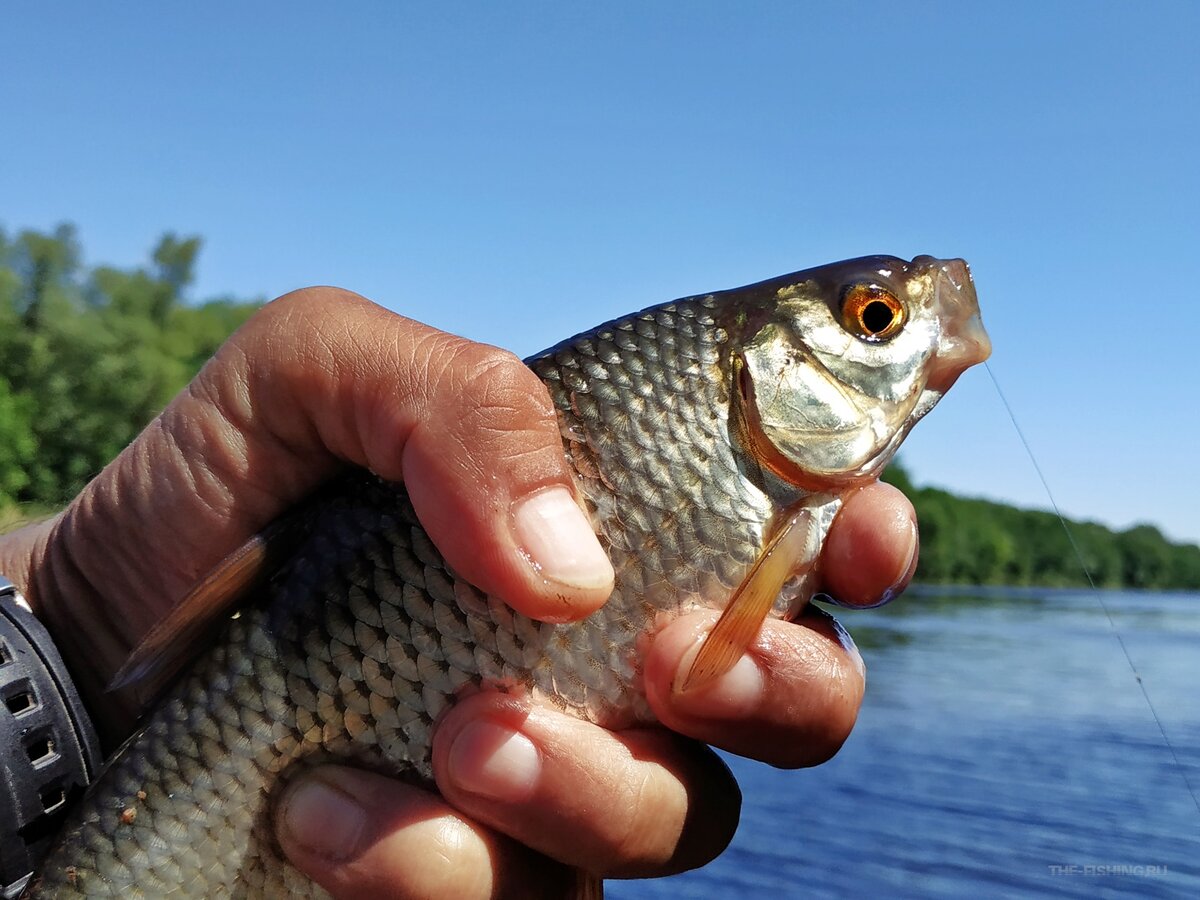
[918,257,992,394]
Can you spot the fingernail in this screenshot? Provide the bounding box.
[512,486,614,592]
[809,604,866,679]
[674,640,764,718]
[448,719,541,802]
[279,773,366,862]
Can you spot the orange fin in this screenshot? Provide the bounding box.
[108,512,310,704]
[677,507,818,693]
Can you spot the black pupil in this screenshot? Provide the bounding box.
[862,300,895,334]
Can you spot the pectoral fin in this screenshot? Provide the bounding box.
[677,507,818,693]
[109,512,311,704]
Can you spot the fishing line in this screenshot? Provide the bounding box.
[983,361,1200,818]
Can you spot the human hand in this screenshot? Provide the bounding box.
[0,287,917,897]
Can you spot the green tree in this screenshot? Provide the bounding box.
[0,378,35,504]
[12,223,81,331]
[1115,524,1175,589]
[0,223,261,506]
[884,462,1200,590]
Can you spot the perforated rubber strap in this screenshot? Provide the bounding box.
[0,576,101,899]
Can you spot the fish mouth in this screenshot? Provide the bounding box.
[827,256,990,479]
[864,257,991,467]
[915,256,992,395]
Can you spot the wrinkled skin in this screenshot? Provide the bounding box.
[0,287,917,897]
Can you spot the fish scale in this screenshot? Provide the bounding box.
[30,256,989,896]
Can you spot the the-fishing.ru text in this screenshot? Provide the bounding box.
[1047,864,1168,877]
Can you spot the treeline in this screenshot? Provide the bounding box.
[0,224,260,506]
[2,224,1197,590]
[883,465,1200,590]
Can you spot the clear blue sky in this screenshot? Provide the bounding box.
[3,3,1198,543]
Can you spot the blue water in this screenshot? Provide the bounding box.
[609,588,1200,898]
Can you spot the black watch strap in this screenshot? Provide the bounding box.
[0,576,102,898]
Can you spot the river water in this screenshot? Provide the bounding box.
[608,587,1200,898]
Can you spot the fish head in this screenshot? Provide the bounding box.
[730,255,990,489]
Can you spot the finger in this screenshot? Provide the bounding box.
[432,693,740,877]
[275,765,576,900]
[820,482,919,608]
[642,604,865,769]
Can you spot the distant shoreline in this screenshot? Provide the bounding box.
[883,465,1200,592]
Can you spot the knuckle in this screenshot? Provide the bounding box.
[264,285,370,319]
[245,288,352,349]
[234,287,376,374]
[449,344,552,418]
[430,343,562,468]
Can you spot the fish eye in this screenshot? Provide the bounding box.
[841,283,906,341]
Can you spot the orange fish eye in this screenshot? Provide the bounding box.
[841,284,906,341]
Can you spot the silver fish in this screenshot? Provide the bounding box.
[32,255,989,896]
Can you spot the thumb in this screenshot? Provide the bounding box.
[207,286,614,621]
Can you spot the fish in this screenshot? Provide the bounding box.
[30,255,990,897]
